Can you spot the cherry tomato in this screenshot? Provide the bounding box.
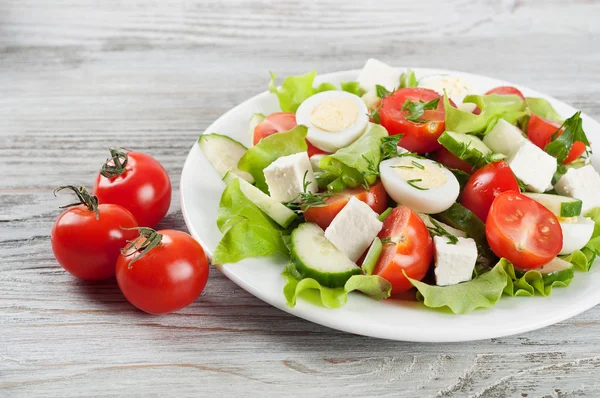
[94,149,171,228]
[51,186,139,280]
[116,229,209,314]
[304,181,388,230]
[373,207,433,294]
[379,88,446,154]
[527,114,585,164]
[253,112,326,157]
[461,161,520,222]
[432,147,473,174]
[486,191,562,269]
[485,86,526,101]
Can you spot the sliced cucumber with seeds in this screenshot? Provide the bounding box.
[536,257,574,285]
[223,172,297,228]
[361,237,382,275]
[198,133,254,182]
[523,193,582,217]
[291,223,361,288]
[438,131,502,167]
[248,113,266,144]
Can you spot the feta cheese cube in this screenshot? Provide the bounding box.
[417,213,467,238]
[263,152,318,202]
[483,119,526,157]
[357,58,401,92]
[324,197,383,262]
[507,140,557,193]
[555,165,600,214]
[433,236,478,286]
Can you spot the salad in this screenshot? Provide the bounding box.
[199,58,600,314]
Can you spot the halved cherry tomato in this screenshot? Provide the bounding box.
[373,207,433,295]
[432,147,473,174]
[379,88,446,154]
[485,86,526,101]
[527,114,585,164]
[461,161,520,222]
[304,181,388,230]
[486,191,562,269]
[253,112,326,157]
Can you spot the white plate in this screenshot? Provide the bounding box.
[181,68,600,342]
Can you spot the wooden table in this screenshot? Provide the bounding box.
[2,1,600,396]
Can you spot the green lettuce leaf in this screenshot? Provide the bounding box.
[237,125,308,192]
[400,69,418,88]
[526,97,563,123]
[407,259,512,314]
[503,263,574,297]
[213,179,289,264]
[340,81,365,96]
[316,82,337,93]
[444,93,526,135]
[562,207,600,271]
[282,264,392,308]
[319,123,388,188]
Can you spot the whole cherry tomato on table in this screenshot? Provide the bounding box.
[51,185,138,280]
[116,228,209,314]
[461,161,520,222]
[94,148,171,228]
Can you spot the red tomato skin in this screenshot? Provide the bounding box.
[51,204,138,280]
[253,112,327,157]
[527,114,585,164]
[485,86,526,100]
[116,230,209,314]
[461,161,520,222]
[94,152,171,228]
[432,147,473,174]
[379,88,446,154]
[373,207,433,295]
[486,191,562,269]
[304,181,388,230]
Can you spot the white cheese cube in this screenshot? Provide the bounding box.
[263,152,318,202]
[324,197,383,262]
[417,213,467,238]
[458,102,478,113]
[419,75,476,107]
[507,140,557,193]
[357,58,401,92]
[555,165,600,214]
[433,236,478,286]
[483,119,526,157]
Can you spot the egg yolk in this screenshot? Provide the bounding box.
[310,98,358,132]
[392,158,447,189]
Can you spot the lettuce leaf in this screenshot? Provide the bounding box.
[526,97,563,123]
[562,207,600,271]
[237,125,308,192]
[503,263,574,297]
[213,179,289,264]
[319,123,388,188]
[444,93,526,135]
[282,264,392,308]
[268,71,364,112]
[400,69,418,88]
[407,259,512,314]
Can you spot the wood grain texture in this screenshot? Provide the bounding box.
[2,0,600,396]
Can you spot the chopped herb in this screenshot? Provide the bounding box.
[284,171,334,213]
[378,207,393,222]
[369,102,383,124]
[375,84,391,99]
[380,135,403,160]
[380,237,396,245]
[401,98,440,124]
[407,178,428,190]
[411,160,425,170]
[427,217,459,244]
[360,155,380,190]
[391,165,414,169]
[545,111,591,163]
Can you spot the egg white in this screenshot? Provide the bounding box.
[379,157,460,214]
[296,91,369,152]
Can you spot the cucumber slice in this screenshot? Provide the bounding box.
[198,133,254,183]
[222,172,297,228]
[523,193,582,217]
[291,223,361,288]
[248,113,266,145]
[438,131,500,167]
[361,237,382,275]
[482,118,526,157]
[537,257,575,285]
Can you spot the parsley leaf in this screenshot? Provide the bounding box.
[380,135,403,160]
[401,98,440,124]
[360,155,380,189]
[375,84,391,99]
[545,111,590,164]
